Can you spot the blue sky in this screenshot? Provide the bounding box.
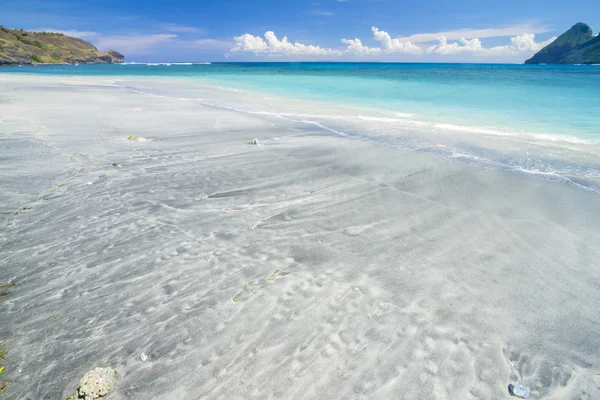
[3,0,599,62]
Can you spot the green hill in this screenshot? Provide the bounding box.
[0,26,124,65]
[561,33,600,64]
[525,23,600,64]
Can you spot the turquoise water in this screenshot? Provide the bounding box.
[2,62,600,192]
[3,62,600,142]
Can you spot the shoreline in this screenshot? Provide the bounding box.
[2,64,600,146]
[110,75,600,194]
[1,74,599,399]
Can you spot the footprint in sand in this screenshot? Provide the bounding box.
[248,281,259,294]
[266,269,280,281]
[232,292,244,302]
[232,280,263,302]
[232,270,285,303]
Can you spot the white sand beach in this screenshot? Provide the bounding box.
[1,75,599,399]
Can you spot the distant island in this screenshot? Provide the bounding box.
[525,22,600,64]
[0,26,124,65]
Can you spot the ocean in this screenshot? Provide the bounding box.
[2,62,600,192]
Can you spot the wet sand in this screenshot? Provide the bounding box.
[1,75,599,399]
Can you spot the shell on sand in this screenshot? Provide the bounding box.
[250,138,259,145]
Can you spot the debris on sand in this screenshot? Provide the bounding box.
[0,343,7,394]
[509,380,530,398]
[250,138,259,145]
[75,367,117,400]
[140,353,147,362]
[127,136,148,143]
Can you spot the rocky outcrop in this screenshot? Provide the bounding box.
[0,26,124,65]
[65,50,124,65]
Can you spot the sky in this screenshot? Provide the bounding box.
[3,0,600,63]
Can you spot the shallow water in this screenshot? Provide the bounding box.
[2,63,600,192]
[3,63,600,140]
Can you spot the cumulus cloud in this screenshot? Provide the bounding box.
[427,33,556,56]
[232,34,268,53]
[231,27,556,60]
[371,27,422,54]
[340,38,381,55]
[232,27,420,57]
[427,37,483,55]
[232,31,341,56]
[508,33,556,52]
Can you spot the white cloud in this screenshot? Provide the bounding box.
[231,27,556,61]
[484,34,556,56]
[509,33,555,52]
[232,34,269,53]
[341,38,381,55]
[94,34,178,55]
[397,25,551,43]
[232,31,389,57]
[32,29,97,38]
[231,28,420,57]
[427,33,556,56]
[427,36,483,55]
[371,27,422,54]
[232,31,342,56]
